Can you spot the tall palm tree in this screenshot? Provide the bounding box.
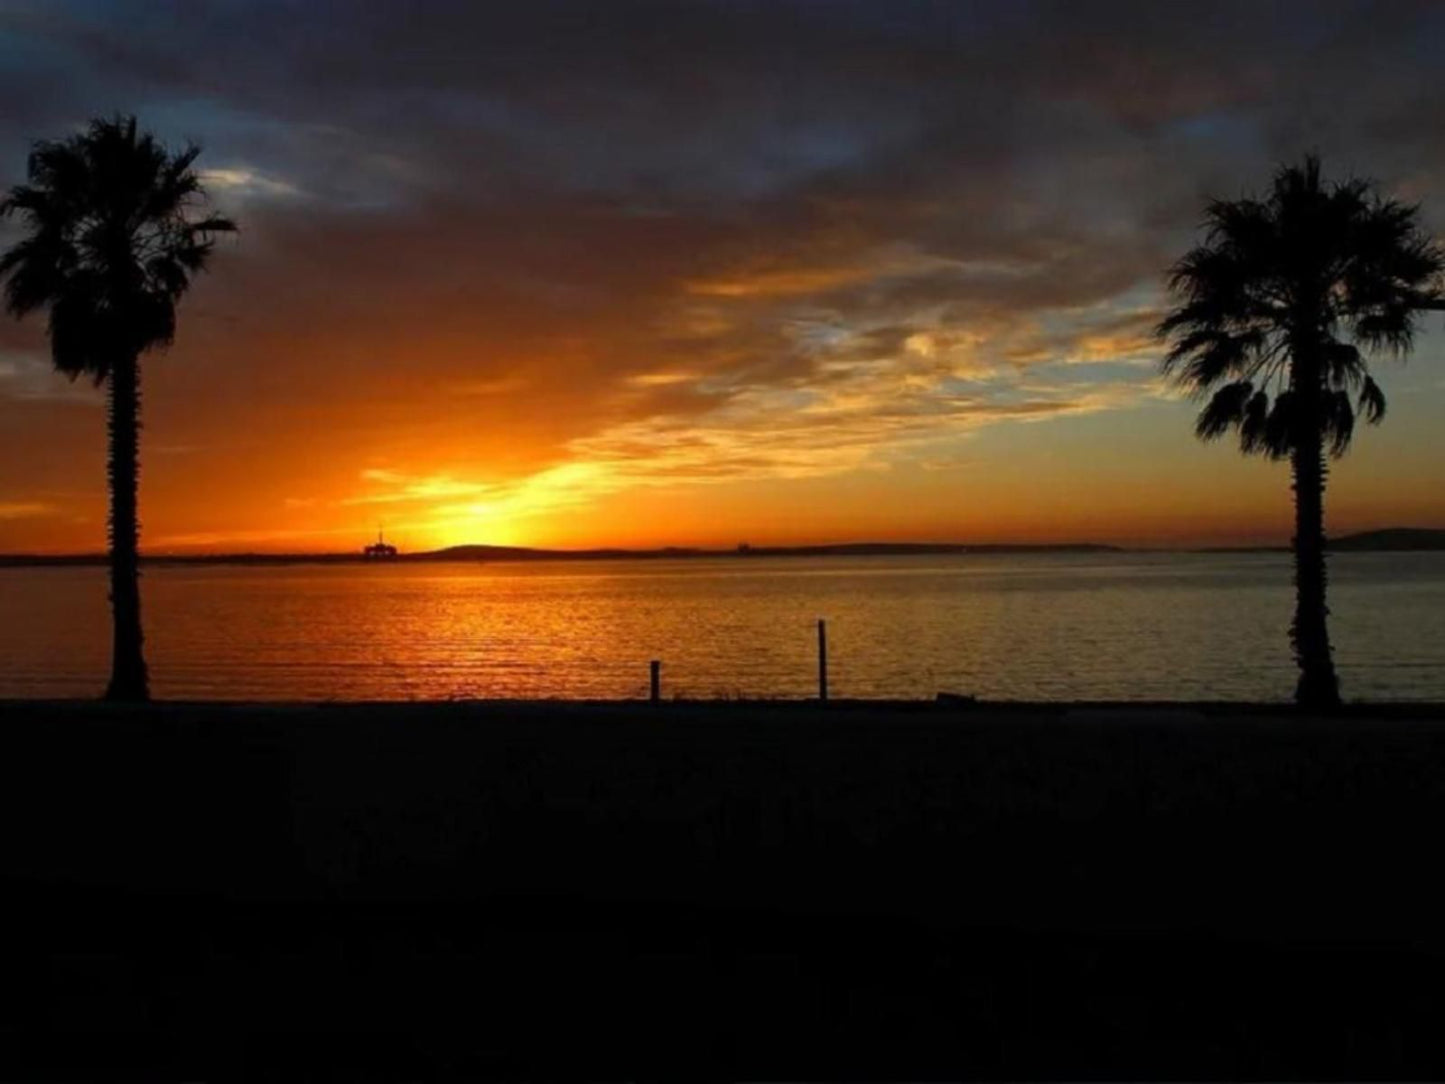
[1158,156,1442,709]
[0,116,235,701]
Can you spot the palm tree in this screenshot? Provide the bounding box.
[0,116,235,701]
[1158,156,1442,709]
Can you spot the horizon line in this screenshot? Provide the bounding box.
[1,540,1225,563]
[6,527,1443,564]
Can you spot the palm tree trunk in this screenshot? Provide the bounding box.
[1289,429,1340,710]
[104,350,149,702]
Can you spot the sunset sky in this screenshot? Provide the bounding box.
[1,0,1443,553]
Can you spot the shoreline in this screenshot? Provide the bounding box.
[0,543,1137,567]
[4,526,1442,566]
[7,694,1445,712]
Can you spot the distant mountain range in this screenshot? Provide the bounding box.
[417,541,1122,563]
[2,529,1443,567]
[0,541,1120,566]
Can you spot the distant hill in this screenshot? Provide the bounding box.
[1329,528,1445,552]
[408,541,1121,561]
[418,544,710,562]
[7,534,1444,566]
[0,541,1121,567]
[404,540,1115,563]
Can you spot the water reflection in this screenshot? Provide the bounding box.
[2,552,1443,701]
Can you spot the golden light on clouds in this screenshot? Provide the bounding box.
[685,265,877,298]
[3,2,1445,554]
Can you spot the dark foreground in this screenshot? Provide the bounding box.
[5,699,1445,1079]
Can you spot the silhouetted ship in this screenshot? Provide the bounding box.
[363,528,398,559]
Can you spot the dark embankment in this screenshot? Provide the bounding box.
[4,699,1445,1078]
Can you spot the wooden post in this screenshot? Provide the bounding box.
[817,619,828,702]
[650,659,661,702]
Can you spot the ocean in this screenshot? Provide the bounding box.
[2,551,1443,702]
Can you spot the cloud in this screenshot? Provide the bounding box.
[344,352,1163,518]
[0,500,54,519]
[2,0,1444,547]
[686,265,880,299]
[199,166,303,203]
[344,471,495,505]
[0,351,102,403]
[561,366,1162,490]
[151,525,361,550]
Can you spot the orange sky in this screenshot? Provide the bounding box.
[1,1,1444,554]
[4,316,1442,555]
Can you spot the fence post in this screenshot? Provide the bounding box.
[650,659,661,702]
[817,619,828,702]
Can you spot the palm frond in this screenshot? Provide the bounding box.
[1238,390,1272,455]
[1358,375,1387,424]
[1323,389,1356,458]
[1194,381,1253,441]
[1323,342,1365,389]
[1261,390,1296,460]
[0,114,236,382]
[1159,154,1442,459]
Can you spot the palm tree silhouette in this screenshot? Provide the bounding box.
[0,116,235,701]
[1158,156,1442,709]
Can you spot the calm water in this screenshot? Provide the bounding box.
[2,552,1443,702]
